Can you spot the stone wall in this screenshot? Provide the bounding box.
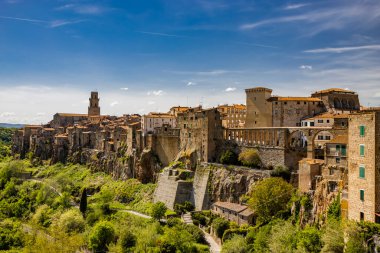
[191,165,211,211]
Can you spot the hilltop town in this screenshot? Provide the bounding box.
[11,86,380,227]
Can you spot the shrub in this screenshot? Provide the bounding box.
[219,150,238,165]
[253,223,272,253]
[191,212,207,226]
[212,217,230,238]
[222,234,249,253]
[248,177,293,223]
[270,165,291,181]
[167,217,182,228]
[321,218,344,253]
[120,230,137,253]
[222,228,248,242]
[184,224,206,244]
[151,201,167,220]
[58,209,85,234]
[0,219,24,250]
[32,204,53,227]
[268,220,297,253]
[238,149,261,168]
[89,221,115,252]
[174,201,194,215]
[296,226,322,253]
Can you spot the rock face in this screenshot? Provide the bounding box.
[135,149,162,183]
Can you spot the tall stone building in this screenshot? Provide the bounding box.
[311,88,360,113]
[217,104,246,128]
[245,87,273,127]
[88,91,100,116]
[348,110,380,223]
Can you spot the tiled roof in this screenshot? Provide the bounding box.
[269,96,321,102]
[328,135,348,144]
[56,113,88,117]
[312,88,355,95]
[213,201,248,213]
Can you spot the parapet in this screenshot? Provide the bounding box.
[245,87,273,93]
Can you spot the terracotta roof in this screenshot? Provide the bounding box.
[269,96,321,102]
[213,202,248,213]
[145,113,175,118]
[328,135,348,144]
[43,128,55,131]
[56,113,88,117]
[312,88,355,95]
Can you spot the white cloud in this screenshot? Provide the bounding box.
[284,3,309,10]
[0,112,15,117]
[36,112,46,116]
[147,90,165,96]
[299,65,312,70]
[120,87,129,91]
[49,19,84,28]
[110,101,119,107]
[56,4,108,15]
[304,44,380,54]
[187,82,196,86]
[148,101,156,105]
[225,87,236,92]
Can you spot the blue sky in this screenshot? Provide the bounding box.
[0,0,380,124]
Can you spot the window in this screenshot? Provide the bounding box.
[360,125,365,137]
[360,212,364,221]
[297,101,300,104]
[327,120,330,123]
[359,166,365,178]
[310,122,315,126]
[360,144,365,156]
[318,120,323,123]
[360,189,364,201]
[341,145,347,156]
[336,157,341,164]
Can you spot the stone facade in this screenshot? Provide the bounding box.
[88,91,100,116]
[218,104,246,128]
[141,112,176,135]
[245,87,273,127]
[211,202,255,225]
[311,88,360,113]
[348,110,380,223]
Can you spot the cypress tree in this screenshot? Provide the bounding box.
[80,188,87,216]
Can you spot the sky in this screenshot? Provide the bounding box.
[0,0,380,124]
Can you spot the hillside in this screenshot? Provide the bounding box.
[0,123,24,129]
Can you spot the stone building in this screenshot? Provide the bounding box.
[141,112,176,134]
[217,104,246,128]
[245,87,273,127]
[211,201,255,225]
[177,107,223,163]
[311,88,360,113]
[348,110,380,223]
[88,91,100,116]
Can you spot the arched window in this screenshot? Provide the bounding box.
[333,98,342,109]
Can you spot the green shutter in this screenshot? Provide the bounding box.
[360,190,365,201]
[360,145,365,156]
[336,145,341,153]
[360,126,365,137]
[341,145,347,156]
[359,166,365,178]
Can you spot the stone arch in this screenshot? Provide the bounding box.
[333,97,342,109]
[311,129,334,159]
[288,130,308,149]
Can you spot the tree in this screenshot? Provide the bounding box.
[222,234,249,253]
[220,150,238,165]
[58,209,85,234]
[321,218,344,253]
[238,149,261,168]
[151,201,167,220]
[296,226,322,253]
[268,220,297,253]
[89,221,115,252]
[252,224,272,253]
[211,217,230,238]
[79,188,87,216]
[120,230,137,253]
[248,177,293,223]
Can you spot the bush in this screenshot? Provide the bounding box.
[174,201,194,215]
[89,221,115,252]
[120,230,136,253]
[248,177,293,223]
[57,209,85,234]
[191,212,207,226]
[32,204,53,227]
[184,224,206,244]
[253,223,272,253]
[222,234,249,253]
[219,150,238,165]
[167,217,182,228]
[222,228,248,242]
[270,165,291,181]
[321,218,344,253]
[0,219,24,250]
[212,217,230,238]
[238,149,261,168]
[268,220,297,253]
[151,201,167,220]
[296,226,322,253]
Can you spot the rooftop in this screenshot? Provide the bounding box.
[213,201,249,213]
[269,96,321,102]
[56,113,88,117]
[328,135,348,144]
[312,88,356,95]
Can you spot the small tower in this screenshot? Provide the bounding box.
[88,91,100,116]
[245,87,273,127]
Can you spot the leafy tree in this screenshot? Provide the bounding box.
[211,217,230,238]
[89,221,115,252]
[220,150,239,165]
[184,224,206,244]
[268,220,297,253]
[248,177,293,223]
[222,234,249,253]
[151,201,167,220]
[0,219,24,250]
[32,204,53,227]
[270,165,291,181]
[252,224,272,253]
[57,209,85,234]
[238,149,261,168]
[79,188,87,216]
[174,201,194,215]
[327,195,341,220]
[321,218,344,253]
[296,226,322,253]
[120,230,137,253]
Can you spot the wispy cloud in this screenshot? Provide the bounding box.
[120,87,129,91]
[49,19,84,28]
[137,31,186,38]
[110,101,119,107]
[299,65,312,70]
[0,15,83,28]
[284,3,309,10]
[147,90,165,96]
[240,2,380,35]
[0,15,45,24]
[304,44,380,53]
[187,82,196,86]
[56,4,108,15]
[225,87,236,92]
[235,41,278,49]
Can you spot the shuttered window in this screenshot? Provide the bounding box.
[360,145,365,156]
[360,190,365,201]
[359,126,365,137]
[359,166,365,178]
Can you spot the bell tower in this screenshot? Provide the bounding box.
[88,91,100,116]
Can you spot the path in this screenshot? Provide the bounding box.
[182,212,193,225]
[203,231,221,253]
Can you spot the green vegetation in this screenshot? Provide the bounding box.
[219,150,239,165]
[238,149,261,168]
[0,127,15,161]
[150,201,167,220]
[174,201,194,215]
